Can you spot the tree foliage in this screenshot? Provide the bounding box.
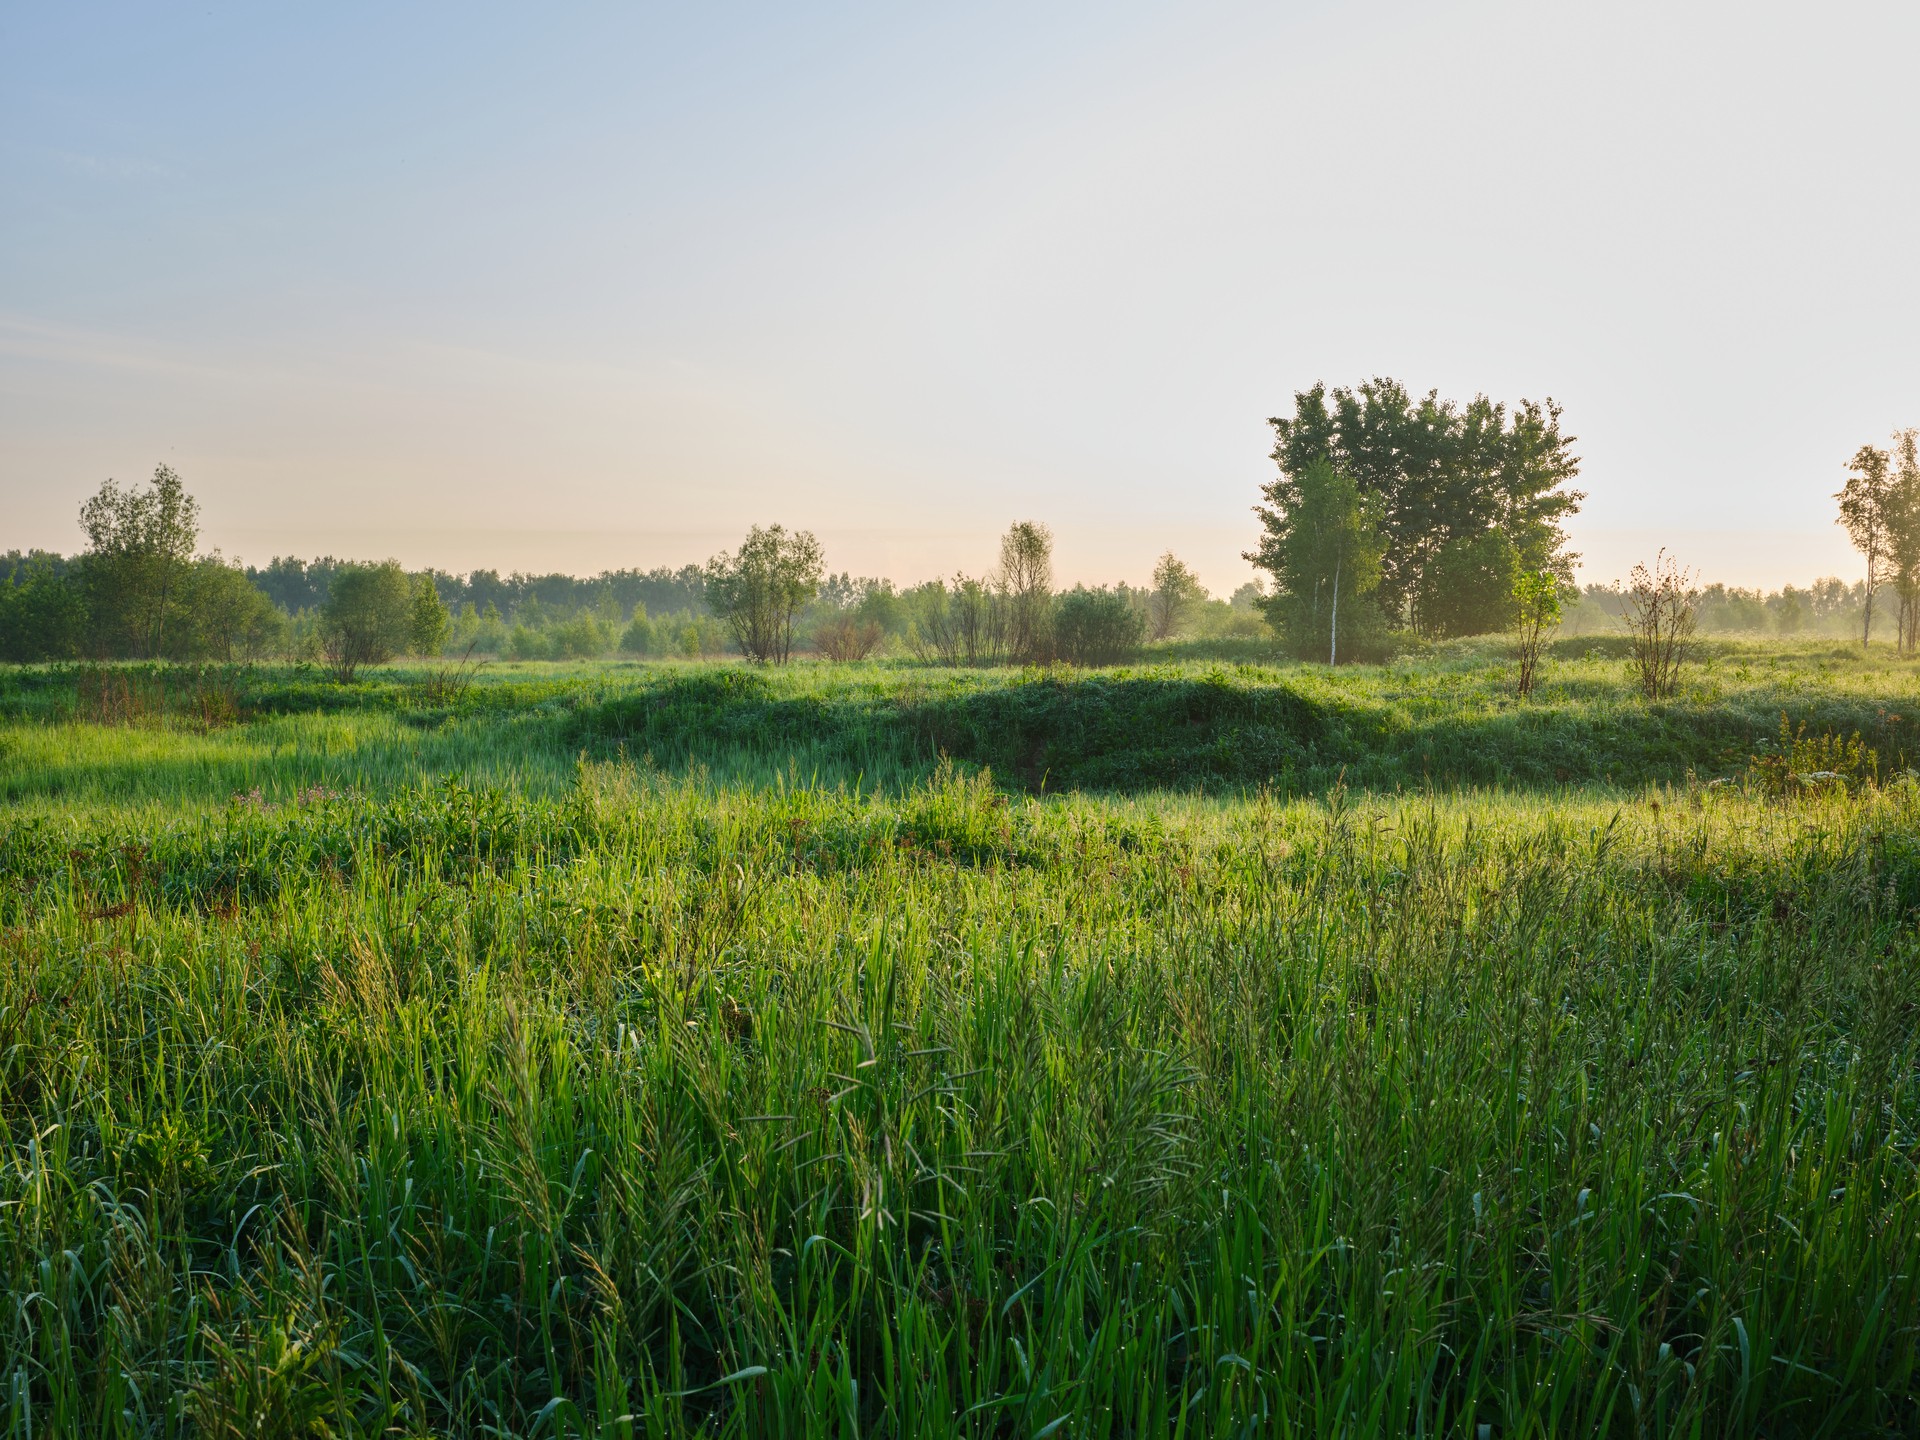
[995,521,1054,663]
[409,574,452,657]
[76,464,201,658]
[1836,443,1897,649]
[1255,379,1582,635]
[321,562,414,681]
[704,525,824,664]
[0,555,90,662]
[1511,569,1564,699]
[1,468,293,662]
[1251,457,1391,663]
[1147,552,1207,640]
[1053,586,1145,665]
[173,559,286,661]
[1417,530,1521,639]
[1881,431,1920,656]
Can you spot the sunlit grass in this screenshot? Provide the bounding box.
[0,651,1916,1435]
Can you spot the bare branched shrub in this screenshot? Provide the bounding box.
[951,577,1005,665]
[905,608,949,665]
[816,614,882,661]
[75,667,159,725]
[412,642,491,706]
[1617,550,1698,699]
[912,575,1006,666]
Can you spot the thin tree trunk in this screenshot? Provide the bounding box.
[1329,555,1341,667]
[153,563,172,661]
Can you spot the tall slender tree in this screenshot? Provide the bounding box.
[1836,443,1895,649]
[1886,429,1920,655]
[995,521,1054,662]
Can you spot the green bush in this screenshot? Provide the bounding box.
[619,613,656,655]
[507,624,550,661]
[1052,586,1145,666]
[0,557,89,661]
[320,561,413,681]
[548,614,611,659]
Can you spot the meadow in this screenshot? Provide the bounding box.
[0,641,1916,1436]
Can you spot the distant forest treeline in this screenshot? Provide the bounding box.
[246,556,710,619]
[1561,578,1871,638]
[4,380,1904,668]
[0,534,1876,668]
[0,540,1268,666]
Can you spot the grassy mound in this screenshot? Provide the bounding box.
[573,666,1333,791]
[566,649,1920,795]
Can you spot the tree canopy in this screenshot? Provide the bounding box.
[704,525,824,664]
[1148,552,1207,640]
[321,562,415,680]
[1254,379,1583,634]
[996,521,1055,663]
[76,464,201,659]
[1837,433,1920,653]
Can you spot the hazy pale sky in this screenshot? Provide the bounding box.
[3,1,1916,593]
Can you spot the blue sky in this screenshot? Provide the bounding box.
[3,1,1917,590]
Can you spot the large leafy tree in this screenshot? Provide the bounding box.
[704,525,824,663]
[1256,379,1583,632]
[76,464,201,658]
[320,561,415,681]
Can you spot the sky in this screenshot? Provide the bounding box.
[3,1,1917,594]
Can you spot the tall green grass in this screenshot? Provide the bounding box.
[7,643,1920,810]
[0,651,1916,1435]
